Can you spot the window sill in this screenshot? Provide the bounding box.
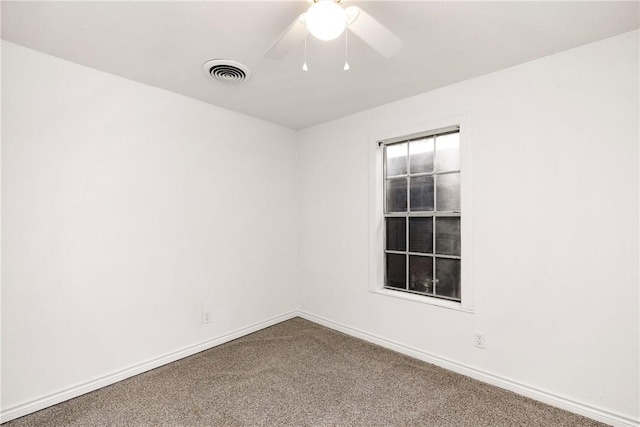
[369,288,474,313]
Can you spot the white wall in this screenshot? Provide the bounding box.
[3,30,639,425]
[298,30,639,424]
[1,41,299,413]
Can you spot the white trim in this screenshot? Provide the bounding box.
[0,311,298,424]
[378,125,460,145]
[298,310,640,427]
[369,288,473,313]
[3,310,637,427]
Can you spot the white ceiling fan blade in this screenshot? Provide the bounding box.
[345,6,403,58]
[264,14,306,60]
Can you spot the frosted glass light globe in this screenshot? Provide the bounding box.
[305,1,347,41]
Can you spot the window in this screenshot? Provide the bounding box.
[382,127,461,301]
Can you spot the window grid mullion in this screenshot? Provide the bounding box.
[403,169,460,179]
[433,135,438,296]
[383,145,388,286]
[384,250,460,260]
[385,212,460,218]
[405,142,410,291]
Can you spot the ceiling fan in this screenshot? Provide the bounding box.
[264,0,404,60]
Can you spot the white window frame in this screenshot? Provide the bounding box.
[368,116,474,313]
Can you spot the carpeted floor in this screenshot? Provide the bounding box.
[4,317,605,426]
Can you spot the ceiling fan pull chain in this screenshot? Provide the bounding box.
[344,29,350,71]
[303,27,309,71]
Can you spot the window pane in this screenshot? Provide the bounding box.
[386,142,407,177]
[385,254,406,289]
[386,178,407,213]
[385,218,406,251]
[409,176,434,211]
[409,137,434,174]
[435,217,460,256]
[409,217,433,254]
[383,130,462,303]
[435,132,460,172]
[435,173,460,212]
[409,256,433,294]
[435,258,461,300]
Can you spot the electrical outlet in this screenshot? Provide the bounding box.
[474,332,486,349]
[202,309,211,325]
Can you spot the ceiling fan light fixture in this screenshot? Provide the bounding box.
[305,0,347,41]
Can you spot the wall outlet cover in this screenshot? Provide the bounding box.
[202,309,211,324]
[474,332,486,349]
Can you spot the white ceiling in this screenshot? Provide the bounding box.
[2,1,638,130]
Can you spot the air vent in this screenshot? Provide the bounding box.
[202,59,252,84]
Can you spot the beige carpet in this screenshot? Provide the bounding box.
[4,317,605,426]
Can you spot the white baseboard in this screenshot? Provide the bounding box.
[0,310,298,424]
[3,310,637,427]
[297,310,639,427]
